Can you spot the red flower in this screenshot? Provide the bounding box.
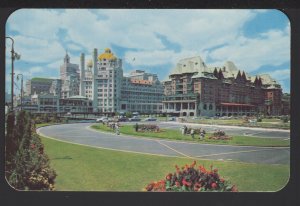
[182,178,191,187]
[231,185,238,192]
[220,178,225,183]
[175,181,180,187]
[213,168,218,173]
[30,144,35,149]
[165,173,172,180]
[211,182,217,189]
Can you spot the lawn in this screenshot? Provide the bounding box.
[188,118,290,129]
[91,124,290,147]
[40,135,289,192]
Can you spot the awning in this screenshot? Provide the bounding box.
[220,102,255,107]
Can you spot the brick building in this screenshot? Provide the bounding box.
[162,56,284,117]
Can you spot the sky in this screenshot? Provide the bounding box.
[5,9,290,95]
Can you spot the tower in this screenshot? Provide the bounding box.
[92,48,98,112]
[80,53,85,96]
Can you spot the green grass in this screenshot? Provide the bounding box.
[188,118,290,129]
[91,124,290,147]
[40,136,289,191]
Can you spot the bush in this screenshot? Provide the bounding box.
[5,111,57,190]
[144,161,237,192]
[280,116,289,123]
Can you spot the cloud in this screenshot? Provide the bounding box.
[6,9,290,92]
[208,28,290,72]
[11,35,65,63]
[268,68,290,81]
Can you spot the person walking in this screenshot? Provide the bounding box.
[184,125,187,135]
[181,126,185,135]
[135,123,139,132]
[191,129,195,139]
[115,124,120,135]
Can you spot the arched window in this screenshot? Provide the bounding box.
[203,104,207,110]
[209,104,213,110]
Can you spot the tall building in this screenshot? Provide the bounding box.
[49,79,62,98]
[162,56,283,117]
[120,70,163,113]
[80,48,163,114]
[60,52,80,99]
[25,77,54,96]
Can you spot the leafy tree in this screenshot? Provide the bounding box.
[125,112,132,118]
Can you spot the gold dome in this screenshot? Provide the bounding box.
[87,59,93,68]
[98,48,117,61]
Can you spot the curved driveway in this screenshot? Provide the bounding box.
[37,123,290,165]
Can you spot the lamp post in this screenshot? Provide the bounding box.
[16,74,23,111]
[6,36,21,111]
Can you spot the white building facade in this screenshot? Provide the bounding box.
[80,48,163,114]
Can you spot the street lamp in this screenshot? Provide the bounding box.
[16,74,23,111]
[6,36,21,111]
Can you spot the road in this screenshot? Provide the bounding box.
[37,123,290,165]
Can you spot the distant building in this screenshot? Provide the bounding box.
[60,52,80,99]
[162,56,284,117]
[25,77,54,96]
[49,79,62,98]
[29,93,92,113]
[120,71,163,114]
[79,48,164,114]
[281,93,290,115]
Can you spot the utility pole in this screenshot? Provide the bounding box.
[6,36,20,111]
[17,74,23,111]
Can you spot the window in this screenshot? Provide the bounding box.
[203,104,207,110]
[209,104,213,110]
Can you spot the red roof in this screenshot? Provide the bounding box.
[220,102,255,107]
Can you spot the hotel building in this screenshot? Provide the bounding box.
[162,56,283,117]
[79,48,163,114]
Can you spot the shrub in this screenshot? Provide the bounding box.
[5,111,57,190]
[144,161,237,192]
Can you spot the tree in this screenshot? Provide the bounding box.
[125,112,132,118]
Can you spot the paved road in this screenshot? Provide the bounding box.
[124,121,290,139]
[37,123,289,165]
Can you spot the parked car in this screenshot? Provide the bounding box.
[144,117,157,121]
[96,117,109,123]
[118,116,128,122]
[129,116,141,121]
[168,116,176,121]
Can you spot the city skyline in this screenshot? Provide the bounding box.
[5,9,290,95]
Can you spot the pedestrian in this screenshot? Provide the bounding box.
[115,124,120,135]
[200,131,204,140]
[181,126,185,135]
[191,129,195,139]
[135,123,139,132]
[184,125,187,135]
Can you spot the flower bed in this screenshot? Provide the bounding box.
[135,124,160,132]
[208,130,232,140]
[144,161,237,192]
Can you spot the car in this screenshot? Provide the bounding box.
[129,116,141,121]
[118,116,128,122]
[96,117,109,123]
[168,116,176,121]
[144,117,157,121]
